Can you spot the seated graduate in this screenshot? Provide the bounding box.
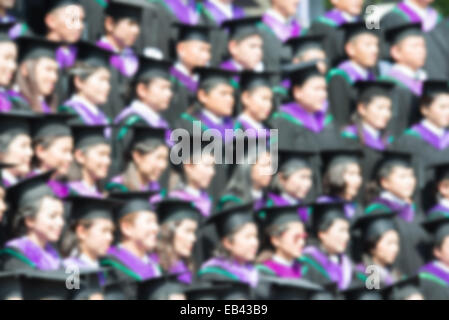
[255,205,308,279]
[31,114,74,199]
[342,81,395,149]
[67,125,111,198]
[381,23,427,137]
[197,203,260,288]
[327,21,380,129]
[106,127,168,195]
[220,16,264,73]
[0,23,18,112]
[11,36,60,113]
[351,211,402,287]
[154,199,202,285]
[59,42,112,126]
[317,148,364,220]
[301,202,354,290]
[61,196,116,271]
[308,0,364,67]
[99,192,162,299]
[364,151,428,276]
[1,172,65,271]
[0,112,35,188]
[270,62,336,151]
[419,212,449,300]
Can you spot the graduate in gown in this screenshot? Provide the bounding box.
[58,41,112,126]
[0,23,18,113]
[67,125,111,198]
[0,172,65,271]
[197,203,260,288]
[327,22,380,130]
[154,199,202,284]
[99,191,162,299]
[308,0,363,68]
[419,212,449,300]
[364,151,428,276]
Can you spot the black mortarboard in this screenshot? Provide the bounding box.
[385,22,423,46]
[0,272,23,300]
[221,16,262,41]
[135,56,172,82]
[208,279,252,300]
[0,111,36,137]
[195,66,236,89]
[7,171,55,210]
[20,270,72,300]
[32,114,73,139]
[174,23,212,43]
[72,125,109,150]
[285,35,325,58]
[105,0,142,23]
[239,70,275,92]
[351,211,397,246]
[205,203,254,239]
[256,205,301,230]
[371,151,413,182]
[46,0,81,12]
[310,202,347,235]
[341,282,383,300]
[422,212,449,247]
[383,276,421,300]
[17,36,60,64]
[183,283,232,300]
[76,41,112,69]
[284,61,323,87]
[320,147,363,175]
[71,269,104,300]
[355,81,395,104]
[156,199,202,225]
[340,21,380,44]
[263,275,323,300]
[67,196,119,222]
[137,274,185,300]
[428,162,449,184]
[129,126,167,148]
[109,191,156,221]
[422,80,449,100]
[277,149,316,173]
[0,22,15,42]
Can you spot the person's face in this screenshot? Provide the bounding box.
[347,34,379,68]
[0,42,17,87]
[134,145,169,182]
[79,218,115,258]
[381,166,416,201]
[198,83,235,117]
[0,187,7,223]
[343,163,362,199]
[434,236,449,267]
[331,0,364,16]
[281,168,313,200]
[130,211,159,252]
[295,49,327,73]
[36,136,74,176]
[184,154,215,190]
[230,35,263,70]
[223,223,259,263]
[26,197,65,243]
[173,219,198,258]
[178,40,211,69]
[242,87,273,122]
[358,96,393,130]
[293,76,327,112]
[110,18,140,48]
[392,36,427,70]
[47,5,85,43]
[319,219,350,255]
[77,144,111,180]
[34,57,59,96]
[251,153,273,190]
[140,78,173,112]
[272,0,300,17]
[371,230,400,266]
[272,222,307,260]
[422,94,449,128]
[77,68,111,105]
[0,0,16,9]
[3,134,33,177]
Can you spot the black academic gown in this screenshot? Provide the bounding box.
[308,20,345,68]
[327,73,358,131]
[419,276,449,300]
[387,85,421,139]
[163,75,195,128]
[80,0,105,42]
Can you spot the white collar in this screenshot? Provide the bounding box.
[2,169,18,185]
[71,94,100,116]
[239,113,264,130]
[175,61,199,82]
[422,119,445,138]
[392,64,427,81]
[210,0,233,18]
[130,99,161,124]
[405,0,428,20]
[251,189,263,199]
[272,254,294,267]
[380,191,408,206]
[435,260,449,274]
[99,36,119,53]
[266,8,293,25]
[202,109,223,124]
[81,180,99,193]
[362,122,381,139]
[341,11,357,22]
[79,253,100,268]
[350,61,369,79]
[281,192,299,205]
[185,186,202,197]
[439,198,449,209]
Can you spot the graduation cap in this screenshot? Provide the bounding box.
[128,126,167,148]
[384,22,423,46]
[383,276,421,300]
[109,191,156,221]
[71,125,109,150]
[20,270,73,300]
[105,0,143,23]
[310,202,348,235]
[0,22,16,42]
[174,23,213,43]
[17,36,60,64]
[135,56,172,83]
[71,268,104,300]
[371,151,414,182]
[184,282,232,300]
[208,279,252,300]
[422,80,449,100]
[31,114,73,140]
[0,272,23,300]
[422,212,449,247]
[205,203,254,239]
[0,111,37,137]
[341,282,383,300]
[156,199,202,225]
[355,81,395,104]
[195,66,236,89]
[320,148,363,176]
[239,70,276,92]
[67,195,120,222]
[428,162,449,184]
[76,41,112,69]
[262,275,323,300]
[46,0,82,12]
[283,61,323,87]
[256,205,302,230]
[137,274,185,300]
[339,21,380,44]
[170,135,216,174]
[285,35,325,59]
[351,211,398,247]
[277,149,316,173]
[221,16,262,42]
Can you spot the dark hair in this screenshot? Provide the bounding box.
[352,108,390,147]
[32,135,68,169]
[365,162,403,204]
[0,132,18,154]
[68,62,104,97]
[59,219,94,258]
[322,161,352,197]
[255,223,290,264]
